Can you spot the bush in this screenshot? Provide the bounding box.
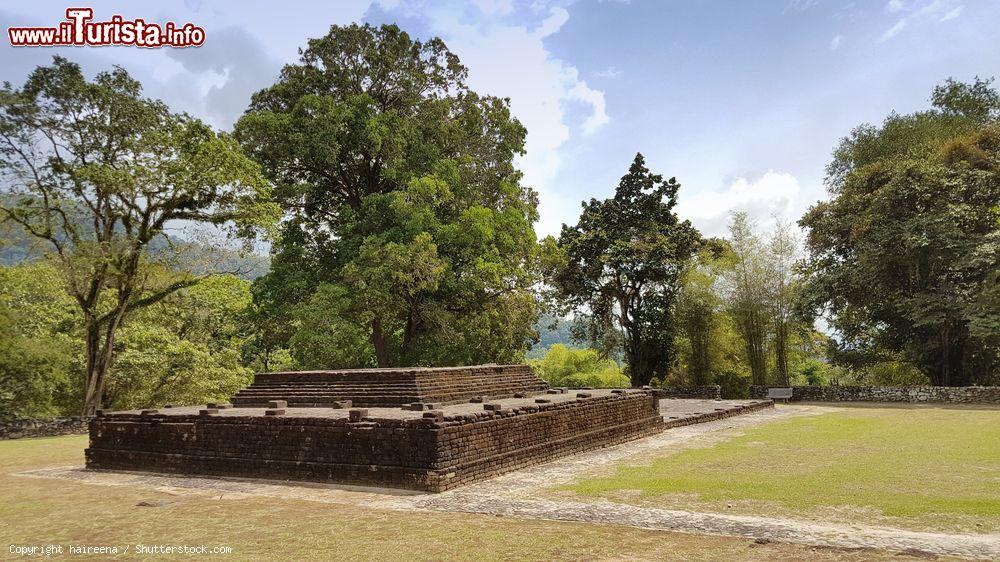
[791,359,831,386]
[859,361,931,386]
[529,344,629,388]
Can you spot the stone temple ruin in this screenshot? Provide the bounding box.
[86,364,769,491]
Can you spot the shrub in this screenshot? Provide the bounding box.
[529,344,629,388]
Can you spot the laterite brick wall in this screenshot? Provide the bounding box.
[232,364,549,407]
[431,391,663,489]
[86,391,663,491]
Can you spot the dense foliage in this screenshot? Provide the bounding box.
[528,344,628,388]
[0,58,276,413]
[237,24,540,369]
[801,78,1000,385]
[0,261,252,419]
[543,154,700,386]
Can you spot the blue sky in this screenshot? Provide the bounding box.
[3,0,998,238]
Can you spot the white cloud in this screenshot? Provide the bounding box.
[389,2,609,238]
[879,19,907,42]
[165,27,282,129]
[886,0,905,13]
[536,5,570,37]
[940,5,963,20]
[471,0,513,16]
[829,35,843,50]
[675,171,802,237]
[783,0,819,14]
[595,66,622,78]
[878,1,964,43]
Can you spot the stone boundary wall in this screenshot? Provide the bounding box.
[749,385,1000,404]
[0,417,92,440]
[657,385,722,400]
[86,391,663,492]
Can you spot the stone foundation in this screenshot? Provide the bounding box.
[86,389,663,492]
[749,385,1000,404]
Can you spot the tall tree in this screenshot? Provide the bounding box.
[801,78,1000,385]
[0,58,276,414]
[236,24,539,368]
[768,218,800,387]
[676,239,730,385]
[723,212,771,386]
[543,154,700,386]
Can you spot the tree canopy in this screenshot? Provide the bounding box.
[0,57,276,413]
[801,78,1000,385]
[543,154,700,386]
[236,24,540,368]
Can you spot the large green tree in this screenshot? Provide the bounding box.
[723,212,772,386]
[544,154,700,386]
[675,239,731,385]
[0,58,276,414]
[236,24,539,368]
[801,78,1000,385]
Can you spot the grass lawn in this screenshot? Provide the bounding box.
[0,435,939,561]
[565,405,1000,534]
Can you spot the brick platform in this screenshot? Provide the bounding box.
[230,364,549,408]
[86,388,663,492]
[659,398,774,428]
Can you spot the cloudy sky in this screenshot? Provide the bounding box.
[3,0,998,238]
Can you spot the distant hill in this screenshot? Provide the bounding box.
[0,218,270,280]
[528,313,582,358]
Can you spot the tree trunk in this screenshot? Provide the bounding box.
[774,320,789,386]
[737,310,768,386]
[82,319,102,415]
[81,304,131,415]
[371,316,389,368]
[689,309,712,386]
[624,325,649,387]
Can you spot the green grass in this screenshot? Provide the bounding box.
[0,435,930,561]
[566,406,1000,532]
